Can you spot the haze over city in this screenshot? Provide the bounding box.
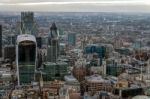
[0,0,150,99]
[0,0,150,12]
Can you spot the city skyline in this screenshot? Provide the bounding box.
[0,0,150,12]
[0,10,150,99]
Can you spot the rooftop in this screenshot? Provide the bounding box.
[85,74,110,83]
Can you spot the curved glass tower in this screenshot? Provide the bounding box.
[16,34,37,85]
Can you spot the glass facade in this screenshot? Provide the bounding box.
[106,64,124,76]
[18,41,36,85]
[47,23,60,62]
[21,12,37,36]
[68,33,76,46]
[84,45,106,58]
[42,62,68,81]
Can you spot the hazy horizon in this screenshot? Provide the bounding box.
[0,0,150,12]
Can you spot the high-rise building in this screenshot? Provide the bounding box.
[0,25,2,57]
[106,60,125,76]
[36,37,42,48]
[84,44,106,65]
[7,35,16,45]
[21,12,37,36]
[47,23,59,62]
[16,34,37,85]
[84,45,106,58]
[42,62,68,81]
[68,33,76,46]
[4,45,16,62]
[59,43,66,55]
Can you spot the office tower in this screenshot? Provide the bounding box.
[84,44,106,65]
[36,37,42,48]
[42,62,68,81]
[68,33,76,46]
[84,44,106,58]
[106,59,124,76]
[37,50,43,68]
[16,34,37,85]
[4,45,16,62]
[47,23,59,62]
[7,35,16,45]
[0,25,2,57]
[21,12,37,36]
[60,43,66,55]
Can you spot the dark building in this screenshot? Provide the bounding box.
[84,45,106,58]
[0,25,2,57]
[84,44,106,65]
[113,88,143,98]
[106,64,125,76]
[115,48,132,55]
[47,23,60,62]
[37,50,43,68]
[4,45,16,62]
[42,62,68,81]
[16,34,37,85]
[36,37,42,48]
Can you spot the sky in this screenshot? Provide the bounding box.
[0,0,150,12]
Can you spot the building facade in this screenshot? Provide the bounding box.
[4,45,16,62]
[42,62,68,81]
[21,12,37,36]
[68,33,76,46]
[16,34,37,85]
[0,25,2,57]
[47,23,59,62]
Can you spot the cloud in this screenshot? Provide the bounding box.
[0,0,150,12]
[0,0,150,5]
[0,0,149,3]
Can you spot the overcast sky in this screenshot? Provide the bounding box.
[0,0,150,12]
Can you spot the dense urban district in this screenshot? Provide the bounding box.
[0,12,150,99]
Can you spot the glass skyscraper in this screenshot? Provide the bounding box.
[47,23,59,62]
[21,12,37,36]
[16,34,37,85]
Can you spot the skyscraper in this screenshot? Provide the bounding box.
[84,44,106,66]
[7,35,16,45]
[4,45,15,62]
[0,25,2,57]
[21,12,37,36]
[47,23,59,62]
[42,62,68,81]
[36,37,42,48]
[68,33,76,46]
[16,34,37,85]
